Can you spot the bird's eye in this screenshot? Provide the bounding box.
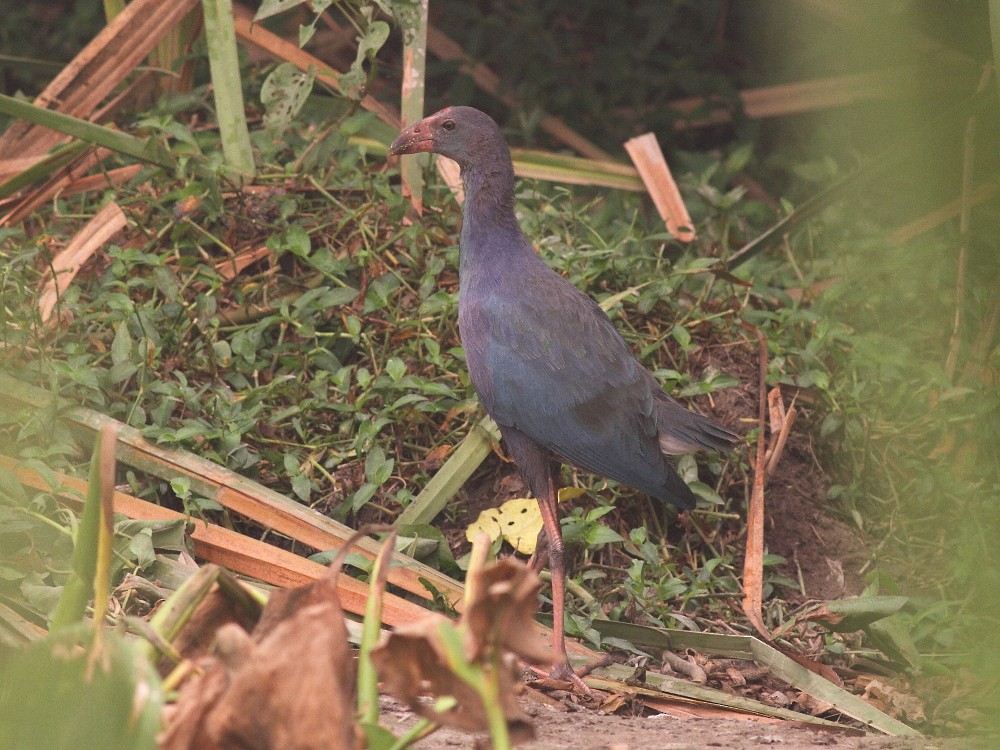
[441,119,456,131]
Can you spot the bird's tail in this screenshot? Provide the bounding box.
[654,393,741,455]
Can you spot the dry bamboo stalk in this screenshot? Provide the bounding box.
[638,695,794,724]
[671,68,923,128]
[0,0,201,157]
[0,148,113,228]
[888,183,998,246]
[38,201,127,324]
[624,132,695,242]
[0,372,465,606]
[435,156,463,202]
[231,5,400,129]
[60,165,145,197]
[6,453,595,662]
[4,457,431,628]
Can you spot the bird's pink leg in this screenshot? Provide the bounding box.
[496,425,590,691]
[527,527,549,573]
[534,477,569,675]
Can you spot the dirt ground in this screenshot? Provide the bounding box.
[378,696,965,750]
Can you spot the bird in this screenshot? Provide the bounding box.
[389,106,740,683]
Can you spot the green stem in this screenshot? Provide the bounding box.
[201,0,255,179]
[479,649,512,750]
[0,94,173,169]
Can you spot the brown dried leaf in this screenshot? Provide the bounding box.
[369,614,534,742]
[792,690,834,716]
[862,679,926,723]
[369,559,549,743]
[463,559,551,665]
[724,667,747,687]
[159,653,231,750]
[160,585,260,673]
[764,387,797,478]
[598,692,629,714]
[161,575,356,750]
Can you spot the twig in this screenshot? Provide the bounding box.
[945,65,993,380]
[764,387,798,478]
[740,325,769,639]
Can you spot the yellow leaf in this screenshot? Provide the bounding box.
[494,498,543,554]
[557,486,587,502]
[465,508,504,545]
[465,498,540,554]
[465,488,588,555]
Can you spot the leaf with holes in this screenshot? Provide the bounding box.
[261,63,316,140]
[338,20,390,99]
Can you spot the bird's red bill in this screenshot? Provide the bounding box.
[388,128,434,156]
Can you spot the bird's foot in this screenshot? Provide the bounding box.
[546,662,594,697]
[538,655,612,697]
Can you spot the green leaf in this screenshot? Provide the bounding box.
[365,445,394,486]
[0,94,173,168]
[670,324,692,350]
[584,505,616,522]
[299,21,317,47]
[584,524,624,546]
[261,62,316,139]
[284,224,312,257]
[345,315,362,340]
[110,321,132,366]
[385,357,406,382]
[230,330,258,362]
[253,0,309,22]
[351,483,377,512]
[0,623,163,750]
[338,20,390,99]
[126,528,157,569]
[50,433,105,631]
[169,476,191,499]
[291,471,313,502]
[360,723,400,750]
[0,467,29,506]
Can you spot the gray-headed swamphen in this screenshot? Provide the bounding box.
[389,106,740,682]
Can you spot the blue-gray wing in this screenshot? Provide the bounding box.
[461,270,695,508]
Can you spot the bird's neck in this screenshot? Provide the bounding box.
[460,157,519,235]
[458,156,535,284]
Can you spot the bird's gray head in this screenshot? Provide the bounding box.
[388,106,506,169]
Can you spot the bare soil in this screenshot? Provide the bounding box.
[379,696,964,750]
